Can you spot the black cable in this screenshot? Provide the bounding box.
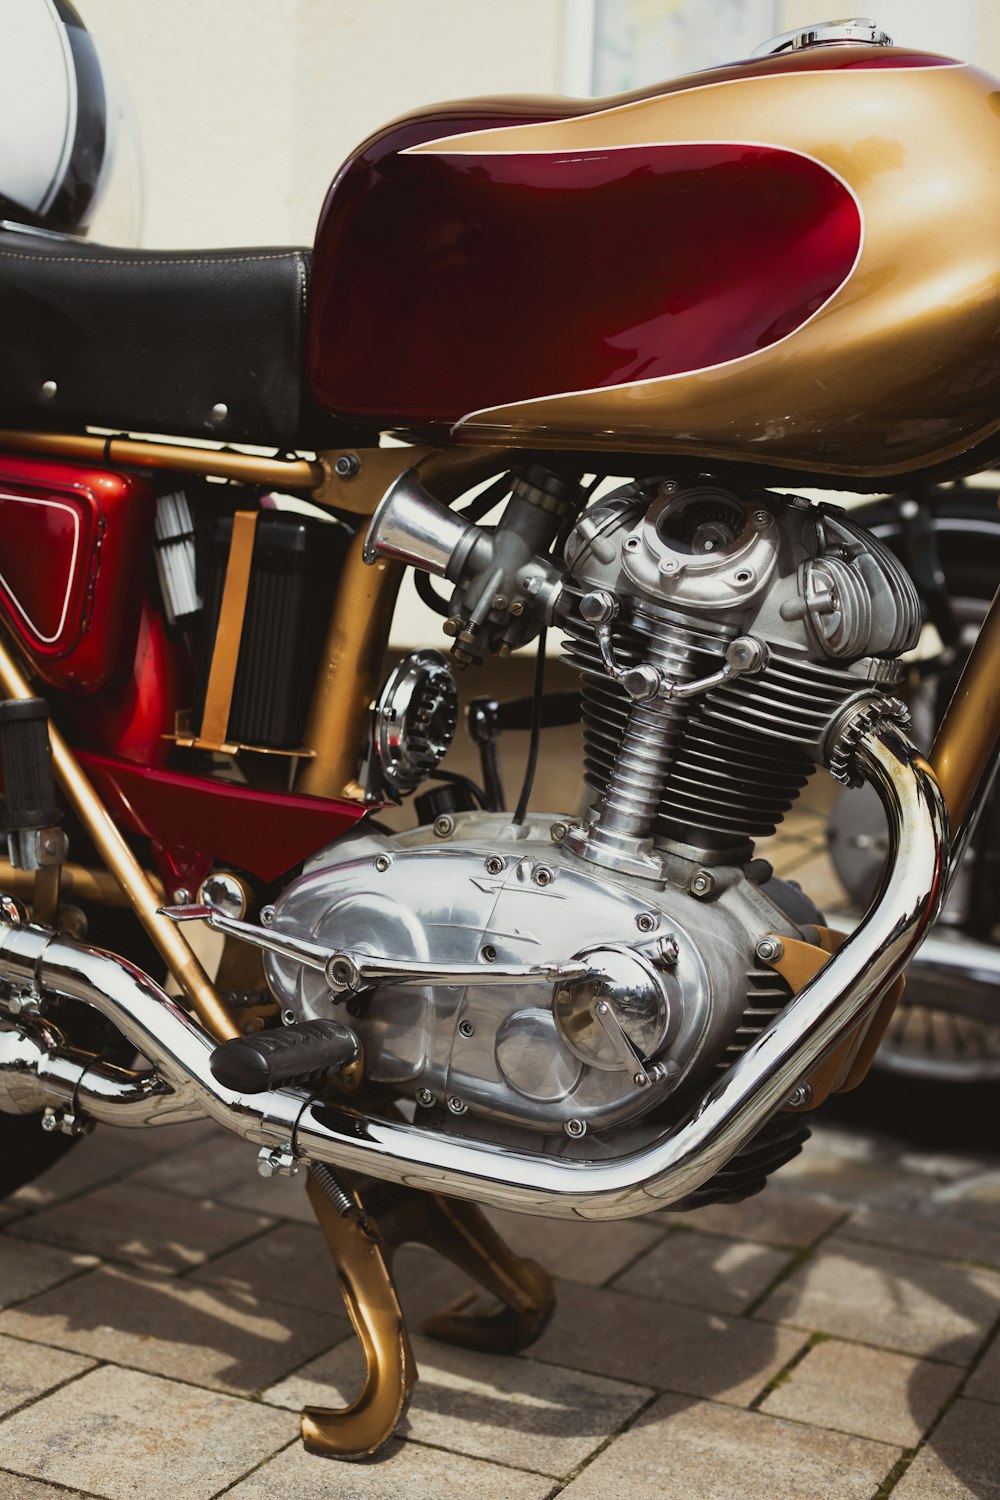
[432,768,489,808]
[512,627,547,826]
[414,568,451,617]
[458,473,512,523]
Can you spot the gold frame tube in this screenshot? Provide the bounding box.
[0,636,238,1041]
[0,428,321,490]
[929,582,1000,830]
[0,860,164,908]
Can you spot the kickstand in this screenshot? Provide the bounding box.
[302,1164,555,1460]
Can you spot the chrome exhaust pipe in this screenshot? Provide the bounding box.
[0,716,947,1221]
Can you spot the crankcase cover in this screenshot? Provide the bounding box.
[263,822,748,1134]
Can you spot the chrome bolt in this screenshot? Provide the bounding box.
[623,536,641,551]
[532,864,554,887]
[550,821,569,843]
[434,814,455,838]
[281,1008,297,1026]
[634,1072,650,1088]
[256,1143,299,1178]
[659,559,680,575]
[656,935,680,967]
[374,853,392,872]
[211,402,229,424]
[334,452,360,479]
[458,1019,475,1039]
[442,617,462,638]
[416,1088,435,1108]
[726,636,767,674]
[447,1096,468,1115]
[484,855,505,875]
[753,509,772,527]
[173,888,191,904]
[260,905,275,926]
[480,944,497,963]
[40,379,58,400]
[690,870,716,898]
[786,1083,813,1110]
[41,1107,92,1138]
[564,1118,587,1138]
[579,589,618,625]
[756,936,784,963]
[621,664,661,702]
[636,912,657,933]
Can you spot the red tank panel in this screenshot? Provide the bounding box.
[0,454,154,695]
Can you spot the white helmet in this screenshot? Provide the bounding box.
[0,0,141,240]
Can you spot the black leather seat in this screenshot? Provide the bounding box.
[0,229,367,451]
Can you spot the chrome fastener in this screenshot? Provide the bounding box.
[257,1143,299,1178]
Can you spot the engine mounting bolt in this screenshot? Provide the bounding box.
[532,864,554,887]
[281,1009,297,1026]
[173,888,191,904]
[690,870,716,899]
[726,636,767,674]
[786,1083,813,1110]
[622,664,662,701]
[636,912,657,933]
[416,1088,435,1107]
[434,814,456,838]
[458,1019,475,1039]
[374,854,392,872]
[447,1096,468,1115]
[753,509,773,527]
[550,822,569,843]
[442,617,462,638]
[756,936,784,963]
[334,452,360,479]
[484,855,505,875]
[564,1118,588,1138]
[480,944,497,963]
[260,905,276,926]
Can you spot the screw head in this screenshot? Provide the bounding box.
[509,600,525,617]
[659,480,680,497]
[655,935,680,967]
[633,1072,650,1088]
[40,379,58,400]
[579,589,617,625]
[334,452,360,479]
[374,853,392,872]
[623,536,641,552]
[173,887,191,904]
[636,912,657,933]
[416,1088,435,1107]
[480,944,497,963]
[260,905,276,925]
[532,864,554,887]
[660,558,680,575]
[756,936,784,963]
[564,1118,587,1138]
[458,1019,475,1039]
[690,870,716,898]
[493,594,509,612]
[550,822,568,843]
[434,814,455,838]
[281,1008,297,1026]
[786,1083,812,1110]
[447,1096,468,1115]
[484,855,505,875]
[753,508,772,527]
[40,1109,59,1133]
[211,402,229,424]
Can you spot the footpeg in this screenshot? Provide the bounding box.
[209,1017,360,1093]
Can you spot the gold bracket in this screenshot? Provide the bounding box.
[303,1164,554,1460]
[763,925,906,1108]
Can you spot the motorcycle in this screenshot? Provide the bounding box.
[1,8,999,1463]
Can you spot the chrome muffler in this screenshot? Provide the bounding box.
[0,715,947,1220]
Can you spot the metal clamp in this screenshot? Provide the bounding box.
[752,19,893,57]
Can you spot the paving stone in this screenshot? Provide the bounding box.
[0,1262,346,1395]
[0,1235,97,1310]
[757,1239,1000,1361]
[3,1125,199,1218]
[135,1131,317,1226]
[11,1180,273,1275]
[524,1277,806,1405]
[189,1222,335,1311]
[680,1191,844,1249]
[265,1330,651,1477]
[840,1206,1000,1270]
[558,1392,899,1500]
[0,1364,296,1500]
[225,1432,553,1500]
[966,1328,1000,1404]
[0,1476,92,1499]
[777,1146,929,1212]
[0,1334,95,1418]
[613,1229,792,1314]
[929,1171,1000,1231]
[484,1205,665,1286]
[893,1398,1000,1499]
[761,1337,962,1445]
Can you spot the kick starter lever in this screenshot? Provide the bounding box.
[159,904,593,995]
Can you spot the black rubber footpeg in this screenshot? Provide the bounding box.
[209,1018,360,1094]
[0,698,59,833]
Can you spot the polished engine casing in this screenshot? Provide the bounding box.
[309,43,1000,478]
[262,812,805,1136]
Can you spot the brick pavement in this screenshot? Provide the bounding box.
[0,1113,998,1499]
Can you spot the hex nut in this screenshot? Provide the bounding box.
[690,870,716,898]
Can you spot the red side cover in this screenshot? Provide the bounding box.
[0,455,153,695]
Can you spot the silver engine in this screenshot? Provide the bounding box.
[264,476,920,1142]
